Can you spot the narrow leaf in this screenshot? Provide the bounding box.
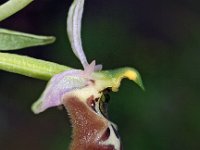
[0,52,72,80]
[0,0,33,21]
[0,28,56,50]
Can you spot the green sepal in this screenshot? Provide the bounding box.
[93,67,144,92]
[0,52,72,80]
[0,28,55,50]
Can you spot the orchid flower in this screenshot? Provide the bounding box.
[0,0,144,149]
[32,0,103,114]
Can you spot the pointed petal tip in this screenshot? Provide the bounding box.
[135,73,145,91]
[116,67,145,91]
[31,100,43,114]
[94,64,103,71]
[97,67,145,92]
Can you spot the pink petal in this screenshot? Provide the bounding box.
[32,69,87,114]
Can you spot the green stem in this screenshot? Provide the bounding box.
[0,0,33,22]
[0,52,72,80]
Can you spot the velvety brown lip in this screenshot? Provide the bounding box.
[63,96,109,150]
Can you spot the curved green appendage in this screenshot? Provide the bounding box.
[0,28,56,50]
[0,52,72,80]
[94,67,144,92]
[0,0,33,21]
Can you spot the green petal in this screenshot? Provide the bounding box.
[0,28,55,50]
[93,67,144,92]
[0,52,72,80]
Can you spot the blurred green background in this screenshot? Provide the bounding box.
[0,0,200,150]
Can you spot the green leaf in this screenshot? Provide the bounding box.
[0,52,72,80]
[0,28,56,50]
[0,0,33,21]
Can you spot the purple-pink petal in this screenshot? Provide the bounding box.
[32,69,87,114]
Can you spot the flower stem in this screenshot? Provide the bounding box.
[0,52,71,80]
[0,0,33,22]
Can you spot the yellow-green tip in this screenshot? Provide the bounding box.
[95,67,145,92]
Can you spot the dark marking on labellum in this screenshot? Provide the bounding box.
[86,95,97,112]
[89,79,95,84]
[95,98,99,102]
[103,88,112,94]
[99,94,110,118]
[88,144,115,150]
[100,127,110,141]
[111,124,120,139]
[100,145,115,150]
[104,94,110,103]
[120,143,123,150]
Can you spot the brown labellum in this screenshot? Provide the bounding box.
[63,92,122,150]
